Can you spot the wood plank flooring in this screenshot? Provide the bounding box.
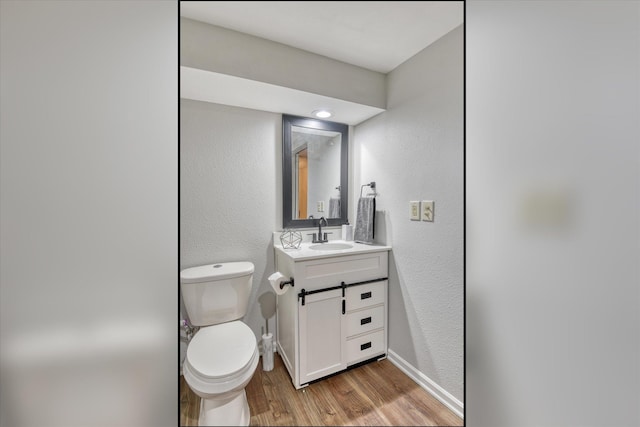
[180,352,463,426]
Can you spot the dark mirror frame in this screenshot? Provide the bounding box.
[282,114,349,229]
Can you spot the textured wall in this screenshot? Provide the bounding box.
[180,99,281,353]
[354,25,464,402]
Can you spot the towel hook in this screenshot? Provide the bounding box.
[360,181,377,198]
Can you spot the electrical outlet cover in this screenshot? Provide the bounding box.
[421,200,434,221]
[410,201,420,220]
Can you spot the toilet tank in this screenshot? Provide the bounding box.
[180,262,254,327]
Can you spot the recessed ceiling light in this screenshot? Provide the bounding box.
[312,109,332,119]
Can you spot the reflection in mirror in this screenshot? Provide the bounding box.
[292,126,341,219]
[283,115,348,229]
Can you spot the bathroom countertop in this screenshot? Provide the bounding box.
[273,239,392,261]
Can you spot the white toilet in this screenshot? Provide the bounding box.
[180,262,259,426]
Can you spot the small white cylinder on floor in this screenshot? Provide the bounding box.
[262,333,274,371]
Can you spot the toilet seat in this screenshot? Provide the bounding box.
[184,321,258,396]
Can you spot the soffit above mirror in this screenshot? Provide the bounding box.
[179,3,463,125]
[180,66,385,126]
[180,17,386,125]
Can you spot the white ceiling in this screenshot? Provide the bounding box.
[180,1,463,74]
[179,1,464,124]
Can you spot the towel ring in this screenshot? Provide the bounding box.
[360,182,377,198]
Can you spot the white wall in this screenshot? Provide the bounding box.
[180,99,281,358]
[354,25,464,406]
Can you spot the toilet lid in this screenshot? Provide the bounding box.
[187,321,256,379]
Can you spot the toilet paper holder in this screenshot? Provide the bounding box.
[279,278,294,289]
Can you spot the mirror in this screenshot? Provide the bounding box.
[282,114,348,228]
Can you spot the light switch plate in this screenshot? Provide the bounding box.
[317,201,324,212]
[421,200,434,221]
[410,201,420,220]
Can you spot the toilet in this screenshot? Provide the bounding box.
[180,262,259,426]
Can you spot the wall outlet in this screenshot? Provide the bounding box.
[317,201,324,212]
[410,201,420,220]
[421,200,434,221]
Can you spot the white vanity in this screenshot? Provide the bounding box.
[273,236,392,389]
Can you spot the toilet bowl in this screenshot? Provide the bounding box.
[180,262,258,426]
[183,321,259,426]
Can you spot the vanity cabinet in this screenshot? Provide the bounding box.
[274,247,389,389]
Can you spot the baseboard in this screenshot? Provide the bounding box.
[387,349,464,419]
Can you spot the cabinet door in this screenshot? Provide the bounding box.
[298,288,346,385]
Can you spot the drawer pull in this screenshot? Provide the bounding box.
[360,316,372,325]
[360,342,372,351]
[360,291,372,300]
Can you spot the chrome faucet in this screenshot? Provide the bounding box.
[311,216,330,243]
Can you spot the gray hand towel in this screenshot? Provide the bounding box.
[328,197,341,218]
[354,196,375,243]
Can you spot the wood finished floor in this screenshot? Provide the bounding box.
[180,352,463,426]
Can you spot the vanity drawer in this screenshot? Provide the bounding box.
[294,252,388,291]
[346,280,386,312]
[346,305,384,338]
[346,329,385,365]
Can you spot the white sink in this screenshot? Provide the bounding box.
[309,242,354,251]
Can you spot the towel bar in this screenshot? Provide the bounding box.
[360,182,377,198]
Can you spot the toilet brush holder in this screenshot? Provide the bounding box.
[262,333,274,371]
